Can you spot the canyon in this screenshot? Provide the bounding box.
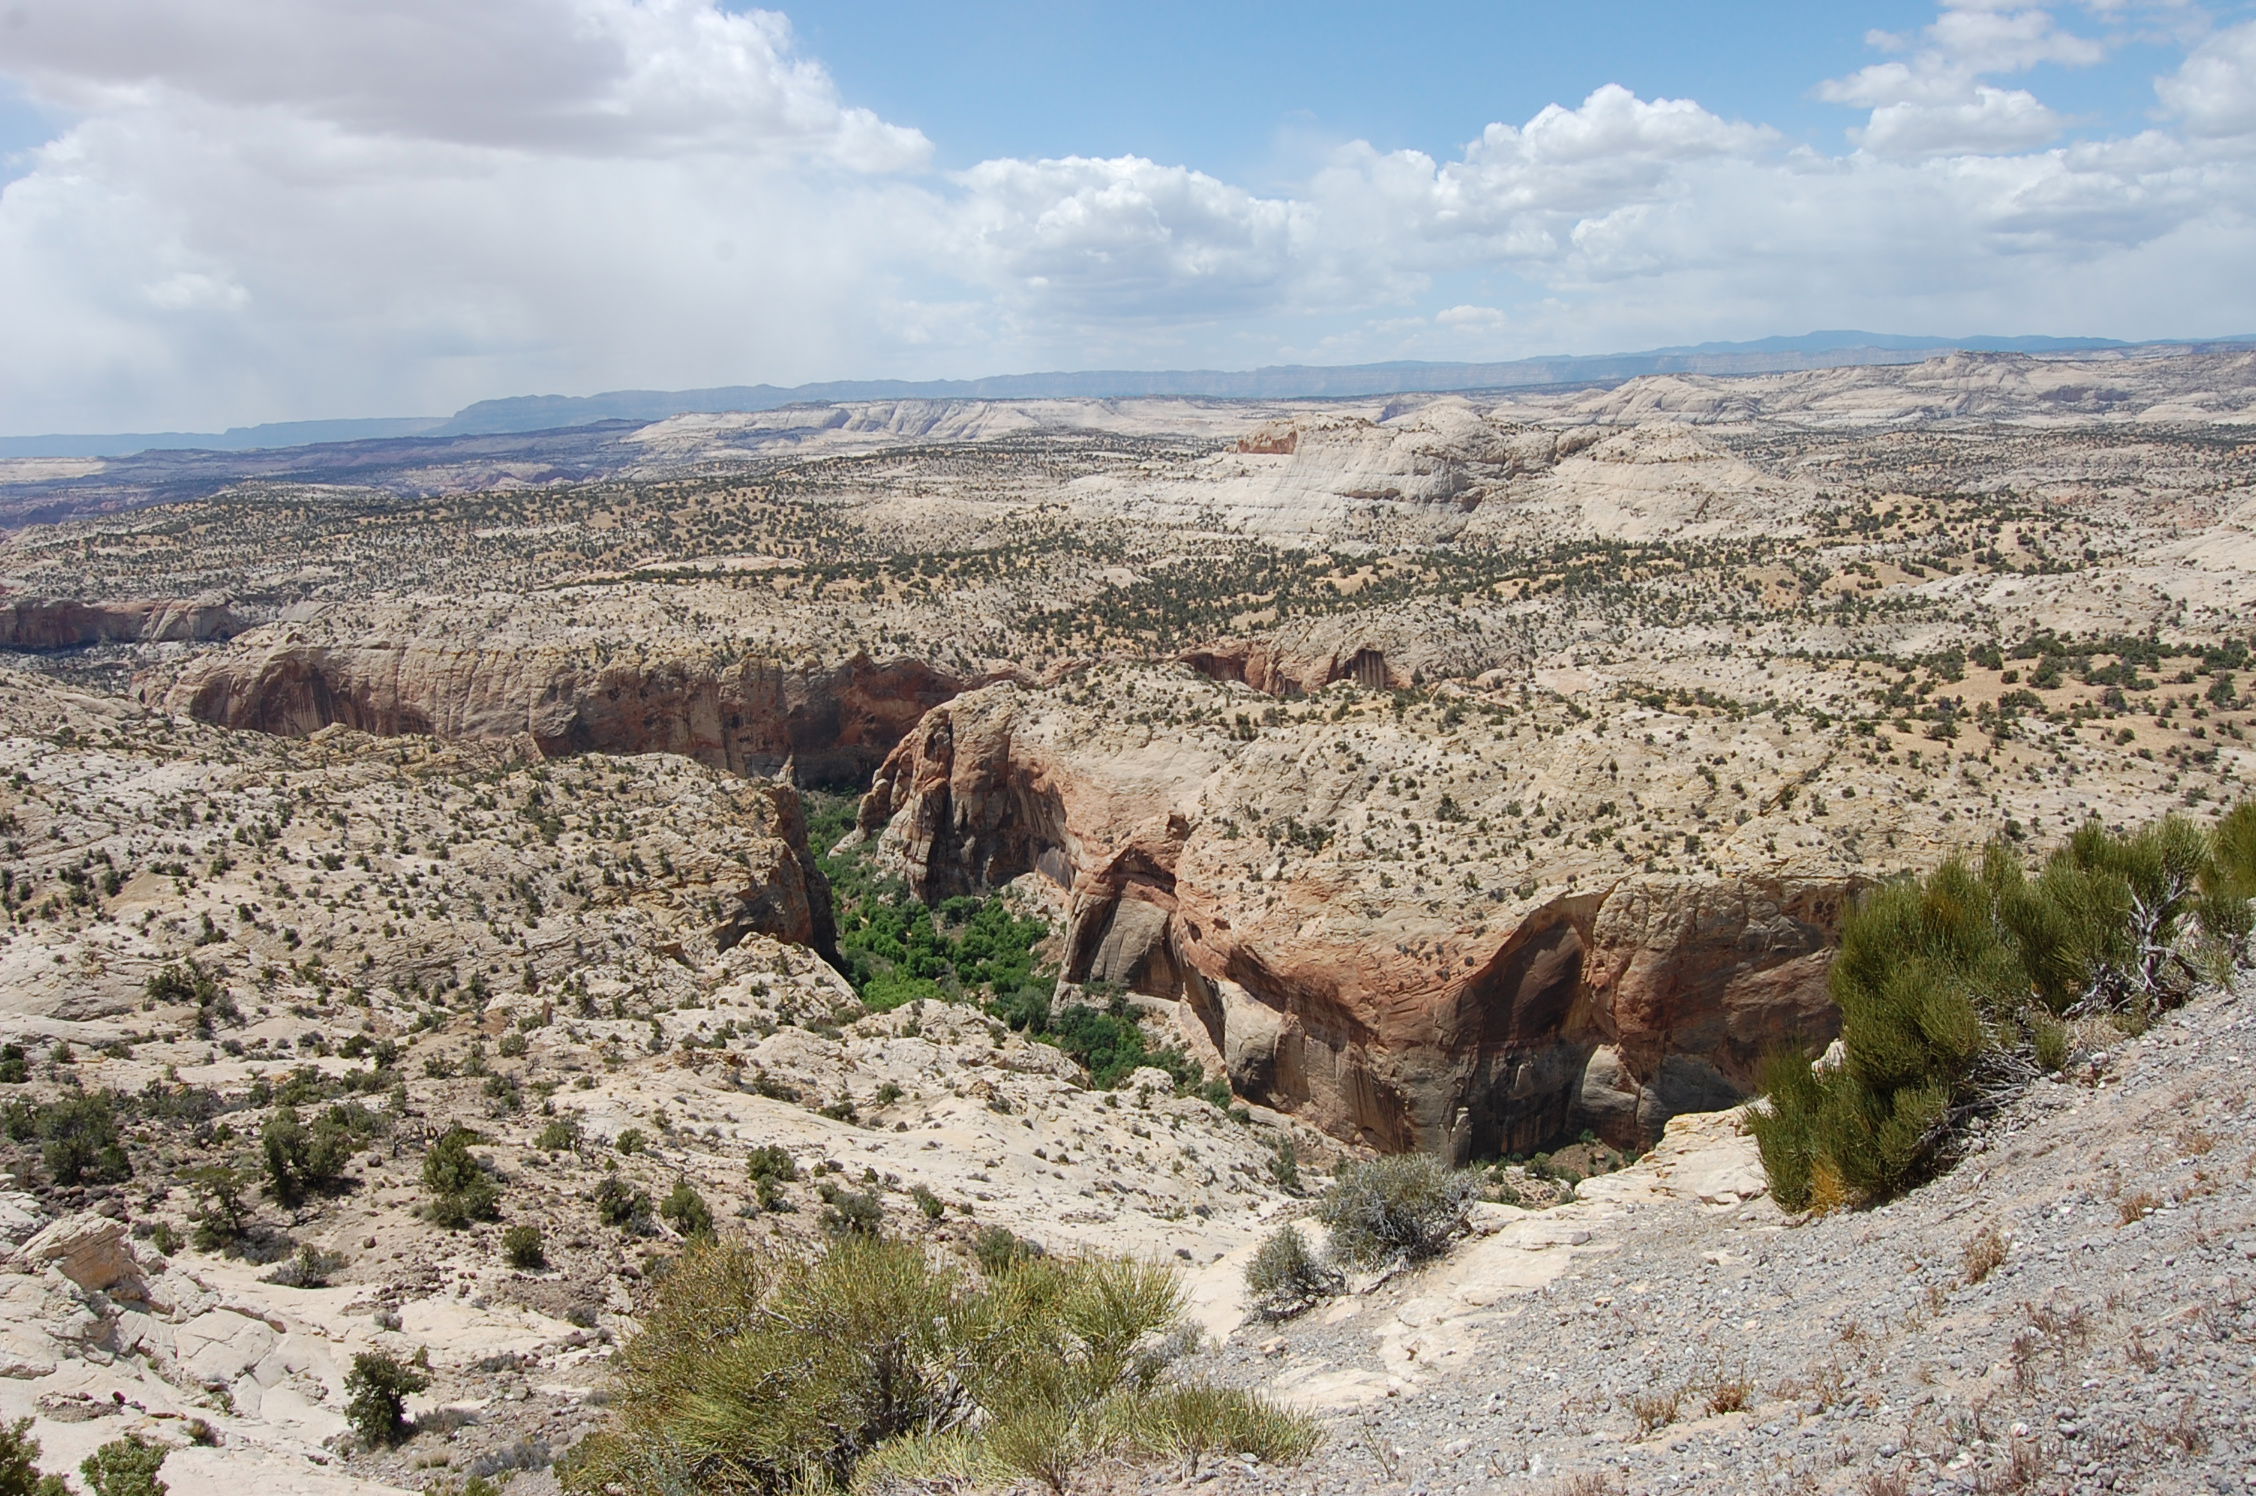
[9,347,2244,1155]
[0,347,2250,1492]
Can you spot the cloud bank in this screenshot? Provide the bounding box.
[2,0,2254,432]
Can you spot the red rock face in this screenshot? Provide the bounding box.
[167,638,966,786]
[1234,425,1300,455]
[860,687,1848,1157]
[1179,640,1404,696]
[0,598,244,650]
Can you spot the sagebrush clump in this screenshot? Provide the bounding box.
[1243,1224,1343,1319]
[562,1234,1317,1496]
[1313,1152,1477,1265]
[1754,805,2256,1211]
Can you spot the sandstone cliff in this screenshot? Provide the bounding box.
[1179,602,1536,696]
[857,663,2228,1157]
[165,619,966,785]
[0,596,244,650]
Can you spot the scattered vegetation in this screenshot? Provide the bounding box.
[562,1234,1317,1496]
[1314,1153,1477,1266]
[809,795,1220,1096]
[1754,803,2256,1211]
[1243,1224,1342,1319]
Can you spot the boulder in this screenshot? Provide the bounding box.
[17,1213,144,1297]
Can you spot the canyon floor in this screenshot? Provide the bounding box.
[0,347,2249,1493]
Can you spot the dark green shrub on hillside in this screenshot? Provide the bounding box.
[422,1126,501,1227]
[659,1181,713,1239]
[0,1417,70,1496]
[344,1350,429,1447]
[79,1434,166,1496]
[1756,804,2252,1212]
[2199,800,2256,952]
[184,1164,254,1251]
[974,1226,1044,1276]
[261,1103,359,1206]
[36,1091,131,1187]
[502,1224,546,1270]
[559,1235,1317,1496]
[595,1174,652,1233]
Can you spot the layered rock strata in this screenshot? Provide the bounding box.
[859,663,2231,1156]
[167,623,966,784]
[0,596,243,650]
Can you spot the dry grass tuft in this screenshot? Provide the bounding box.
[1962,1224,2009,1285]
[1628,1386,1682,1435]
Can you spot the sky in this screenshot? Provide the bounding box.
[1,0,2254,434]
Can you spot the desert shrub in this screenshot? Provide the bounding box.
[535,1118,580,1152]
[594,1175,652,1232]
[2005,817,2211,1014]
[817,1183,882,1236]
[974,1225,1044,1276]
[1268,1137,1301,1193]
[911,1183,944,1219]
[659,1181,713,1239]
[744,1144,798,1184]
[1314,1153,1476,1265]
[183,1163,254,1250]
[1756,857,2032,1209]
[79,1434,166,1496]
[1757,806,2248,1211]
[345,1349,430,1447]
[263,1243,348,1288]
[423,1127,501,1228]
[560,1235,1316,1496]
[260,1104,357,1206]
[1961,1223,2010,1284]
[615,1128,647,1156]
[502,1224,546,1270]
[2199,800,2256,951]
[1243,1225,1341,1318]
[37,1091,131,1187]
[0,1046,26,1086]
[0,1417,70,1496]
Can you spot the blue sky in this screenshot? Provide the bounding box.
[2,1,2255,433]
[783,1,2137,172]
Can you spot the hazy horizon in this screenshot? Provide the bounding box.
[4,1,2255,435]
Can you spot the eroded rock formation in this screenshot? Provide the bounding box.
[855,670,1954,1155]
[1179,602,1535,697]
[0,596,244,650]
[167,626,966,784]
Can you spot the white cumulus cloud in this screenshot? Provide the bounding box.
[1,0,2254,433]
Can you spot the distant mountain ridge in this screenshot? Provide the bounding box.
[6,330,2247,460]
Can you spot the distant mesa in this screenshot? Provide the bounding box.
[10,328,2244,461]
